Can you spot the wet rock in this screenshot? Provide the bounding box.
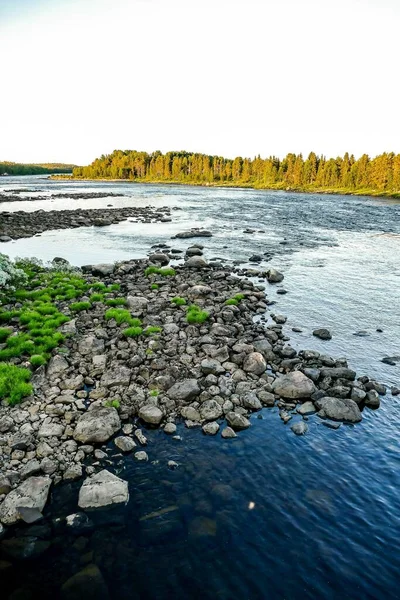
[291,421,308,435]
[320,367,356,380]
[64,465,83,481]
[313,328,332,340]
[73,407,121,443]
[199,399,223,421]
[134,451,149,461]
[100,365,131,388]
[266,268,284,283]
[1,536,51,560]
[0,476,51,525]
[315,397,362,423]
[78,470,129,509]
[202,422,220,435]
[365,390,380,408]
[225,412,250,431]
[174,229,212,239]
[82,263,115,276]
[114,436,136,452]
[181,406,201,421]
[273,371,316,399]
[221,426,237,439]
[242,392,262,411]
[297,401,316,416]
[184,256,209,268]
[139,405,163,425]
[61,564,110,600]
[164,422,177,434]
[149,253,169,265]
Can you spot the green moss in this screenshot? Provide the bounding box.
[149,389,159,397]
[105,308,135,325]
[171,297,187,306]
[108,284,120,291]
[143,326,162,336]
[105,298,127,307]
[150,284,159,290]
[186,304,209,324]
[0,327,12,342]
[123,326,143,337]
[0,363,33,406]
[234,293,245,301]
[91,282,107,291]
[225,298,239,306]
[70,301,91,312]
[104,399,120,409]
[30,354,47,367]
[90,293,104,302]
[145,266,176,277]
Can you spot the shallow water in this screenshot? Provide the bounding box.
[1,175,400,599]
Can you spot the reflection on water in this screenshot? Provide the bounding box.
[1,175,400,599]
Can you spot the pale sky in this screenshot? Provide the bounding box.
[1,0,399,165]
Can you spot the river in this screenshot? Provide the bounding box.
[1,175,400,599]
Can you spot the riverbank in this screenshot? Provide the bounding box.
[50,175,400,200]
[0,244,395,547]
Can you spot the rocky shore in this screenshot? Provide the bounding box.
[0,244,395,550]
[0,206,172,241]
[0,191,127,203]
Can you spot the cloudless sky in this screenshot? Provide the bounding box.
[1,0,399,165]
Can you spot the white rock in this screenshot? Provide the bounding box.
[0,476,51,525]
[138,405,163,425]
[78,470,129,509]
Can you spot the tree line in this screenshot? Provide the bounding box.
[72,150,400,194]
[0,162,75,176]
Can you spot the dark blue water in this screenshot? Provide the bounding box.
[1,176,400,599]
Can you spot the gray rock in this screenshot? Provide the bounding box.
[167,379,200,403]
[226,412,251,431]
[297,401,316,416]
[114,436,136,452]
[365,390,380,408]
[266,268,284,283]
[181,406,201,421]
[139,405,163,425]
[221,427,237,439]
[82,263,115,276]
[0,476,51,525]
[126,296,148,314]
[291,421,308,435]
[78,335,105,356]
[64,465,83,481]
[100,365,131,388]
[78,470,129,509]
[243,352,267,375]
[74,407,121,443]
[273,371,316,399]
[242,392,262,411]
[313,328,332,340]
[134,451,149,461]
[46,355,69,377]
[184,256,209,268]
[149,252,169,265]
[202,422,220,435]
[201,358,224,375]
[258,391,275,406]
[320,367,356,380]
[199,399,223,421]
[60,564,110,600]
[164,423,177,435]
[38,422,65,438]
[315,397,362,423]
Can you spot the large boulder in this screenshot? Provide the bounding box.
[149,252,169,265]
[167,379,201,403]
[273,371,316,399]
[138,405,163,425]
[78,335,105,356]
[315,396,362,423]
[199,399,223,421]
[82,263,114,276]
[73,407,121,443]
[184,256,209,268]
[226,412,251,431]
[0,476,51,525]
[243,352,267,375]
[100,365,131,388]
[266,268,284,283]
[313,328,332,340]
[78,470,129,509]
[46,355,69,378]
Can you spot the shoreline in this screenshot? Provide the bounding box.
[49,175,400,200]
[0,244,395,546]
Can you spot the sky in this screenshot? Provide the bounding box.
[0,0,399,165]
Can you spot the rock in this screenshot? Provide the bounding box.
[391,387,400,396]
[174,229,212,239]
[38,422,65,438]
[149,253,169,265]
[291,421,308,435]
[114,436,136,452]
[226,412,251,431]
[273,371,316,399]
[184,256,209,268]
[100,365,131,388]
[201,358,224,375]
[365,390,380,408]
[0,476,51,525]
[313,328,332,340]
[134,429,148,445]
[164,423,177,435]
[82,263,115,276]
[0,476,11,495]
[199,399,223,421]
[126,296,148,314]
[320,367,356,380]
[61,564,110,600]
[78,470,129,509]
[258,391,275,406]
[186,246,203,256]
[73,407,121,443]
[20,459,41,479]
[242,392,262,411]
[1,536,51,560]
[181,406,201,421]
[243,352,267,375]
[168,460,179,469]
[266,268,284,283]
[202,422,220,435]
[0,235,12,242]
[138,405,163,425]
[63,465,83,481]
[134,451,149,461]
[221,427,237,439]
[46,355,69,377]
[297,401,316,416]
[315,397,362,423]
[78,335,105,355]
[167,379,200,403]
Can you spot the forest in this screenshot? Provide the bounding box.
[0,162,75,176]
[72,150,400,196]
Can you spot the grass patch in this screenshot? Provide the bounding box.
[0,363,33,406]
[225,298,239,306]
[149,389,159,397]
[108,284,120,291]
[0,327,12,342]
[29,354,47,367]
[104,399,120,409]
[143,326,162,336]
[90,293,104,302]
[186,304,209,324]
[123,326,143,337]
[150,284,159,290]
[70,301,91,312]
[105,308,136,325]
[105,298,127,307]
[145,266,176,277]
[171,297,186,306]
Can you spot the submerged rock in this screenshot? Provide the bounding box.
[78,470,129,509]
[61,564,110,600]
[291,421,308,435]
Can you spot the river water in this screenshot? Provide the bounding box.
[1,175,400,599]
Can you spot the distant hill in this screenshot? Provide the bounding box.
[0,162,77,176]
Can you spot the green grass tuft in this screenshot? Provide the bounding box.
[90,293,104,302]
[150,284,159,290]
[0,327,12,342]
[186,304,209,324]
[70,301,91,312]
[171,297,187,306]
[149,389,159,397]
[145,266,176,277]
[105,298,127,307]
[105,308,135,325]
[143,326,162,336]
[104,399,120,409]
[0,363,33,406]
[30,354,47,367]
[123,326,143,337]
[225,298,239,306]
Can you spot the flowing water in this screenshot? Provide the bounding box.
[1,175,400,599]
